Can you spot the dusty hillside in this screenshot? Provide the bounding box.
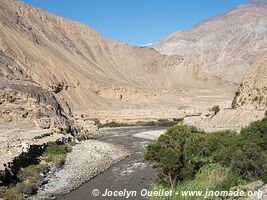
[184,108,265,132]
[0,0,234,119]
[0,47,75,131]
[153,2,267,83]
[232,51,267,109]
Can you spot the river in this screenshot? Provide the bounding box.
[58,126,167,200]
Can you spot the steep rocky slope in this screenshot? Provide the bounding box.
[0,0,234,119]
[153,2,267,83]
[232,51,267,109]
[0,49,74,132]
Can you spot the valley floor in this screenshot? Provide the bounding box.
[0,107,265,199]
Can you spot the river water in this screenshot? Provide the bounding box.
[58,127,167,200]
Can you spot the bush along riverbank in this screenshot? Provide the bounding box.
[0,142,70,200]
[93,118,183,128]
[144,112,267,199]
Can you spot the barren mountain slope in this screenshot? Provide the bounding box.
[153,2,267,83]
[232,51,267,109]
[0,42,76,131]
[0,0,234,117]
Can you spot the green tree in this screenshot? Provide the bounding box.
[209,105,220,115]
[144,125,202,186]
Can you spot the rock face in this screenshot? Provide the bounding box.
[0,49,73,131]
[0,0,234,119]
[0,123,73,171]
[153,2,267,83]
[232,51,267,109]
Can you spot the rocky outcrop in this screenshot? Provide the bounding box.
[153,2,267,83]
[245,180,267,200]
[1,84,75,129]
[232,51,267,109]
[0,50,75,132]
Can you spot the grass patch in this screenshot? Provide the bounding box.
[151,164,245,200]
[0,186,23,200]
[43,142,68,166]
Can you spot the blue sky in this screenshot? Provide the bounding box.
[21,0,248,46]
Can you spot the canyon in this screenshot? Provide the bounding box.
[0,0,267,199]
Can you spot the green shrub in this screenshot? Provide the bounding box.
[2,187,23,200]
[92,118,102,127]
[182,132,210,178]
[43,142,68,165]
[94,118,181,128]
[209,105,220,115]
[203,130,237,156]
[235,143,265,180]
[145,116,267,188]
[211,117,267,182]
[155,119,180,127]
[0,186,5,198]
[17,165,43,182]
[140,121,157,127]
[239,117,267,151]
[145,125,203,186]
[99,121,131,128]
[16,181,38,196]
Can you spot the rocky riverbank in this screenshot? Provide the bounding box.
[35,140,131,199]
[132,129,166,140]
[0,123,72,172]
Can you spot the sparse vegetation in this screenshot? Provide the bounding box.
[91,118,102,127]
[0,142,69,200]
[145,115,267,199]
[99,121,133,128]
[93,118,183,128]
[136,119,181,127]
[209,105,220,115]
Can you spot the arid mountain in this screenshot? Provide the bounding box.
[232,51,267,109]
[153,2,267,83]
[0,0,234,121]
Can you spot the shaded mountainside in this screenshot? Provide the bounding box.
[153,2,267,83]
[232,51,267,109]
[0,0,233,118]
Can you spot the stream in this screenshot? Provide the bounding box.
[58,126,167,200]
